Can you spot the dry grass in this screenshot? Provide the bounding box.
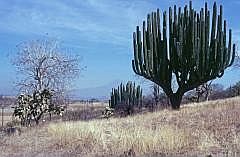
[67,102,108,110]
[1,97,240,157]
[47,118,191,155]
[62,102,108,121]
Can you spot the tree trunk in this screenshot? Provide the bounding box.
[196,93,201,102]
[34,115,41,125]
[49,112,52,121]
[205,91,209,101]
[35,119,39,125]
[169,93,183,110]
[1,107,4,127]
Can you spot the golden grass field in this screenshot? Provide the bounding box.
[0,97,240,157]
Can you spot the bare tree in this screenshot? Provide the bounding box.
[12,39,84,125]
[227,81,240,97]
[13,39,83,94]
[186,81,213,103]
[195,81,213,102]
[209,83,226,100]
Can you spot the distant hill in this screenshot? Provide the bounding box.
[68,80,122,101]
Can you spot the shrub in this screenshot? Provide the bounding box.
[13,89,65,126]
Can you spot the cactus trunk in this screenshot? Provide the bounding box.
[169,92,183,109]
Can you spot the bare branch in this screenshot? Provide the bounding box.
[12,39,84,97]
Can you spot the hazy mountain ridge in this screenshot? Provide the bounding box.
[68,80,122,100]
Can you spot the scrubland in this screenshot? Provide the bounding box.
[1,97,240,157]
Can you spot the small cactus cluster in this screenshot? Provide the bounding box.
[109,82,142,114]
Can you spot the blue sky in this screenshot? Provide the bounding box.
[0,0,239,96]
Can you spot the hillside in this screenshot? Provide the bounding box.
[1,97,240,157]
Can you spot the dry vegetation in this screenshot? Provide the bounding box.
[1,97,240,157]
[1,112,13,126]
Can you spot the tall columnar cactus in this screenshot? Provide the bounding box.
[132,1,235,109]
[109,81,142,112]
